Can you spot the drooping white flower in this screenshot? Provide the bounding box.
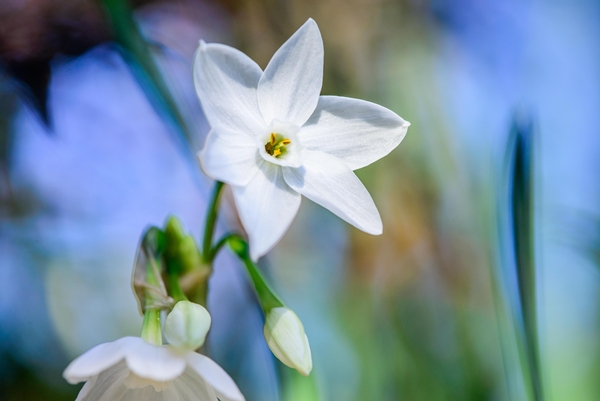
[63,336,245,401]
[194,18,409,261]
[263,307,312,376]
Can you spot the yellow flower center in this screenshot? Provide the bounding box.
[265,133,291,158]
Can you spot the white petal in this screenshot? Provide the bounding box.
[63,337,136,384]
[124,339,187,382]
[301,96,410,170]
[199,127,262,186]
[75,362,130,401]
[257,19,323,127]
[232,163,301,260]
[283,150,382,234]
[164,369,217,401]
[74,376,96,401]
[186,353,245,401]
[194,41,266,135]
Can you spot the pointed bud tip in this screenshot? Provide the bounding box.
[165,215,184,236]
[263,307,313,375]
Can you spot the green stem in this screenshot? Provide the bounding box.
[202,181,225,263]
[227,236,284,312]
[210,233,236,261]
[141,308,162,346]
[168,272,188,303]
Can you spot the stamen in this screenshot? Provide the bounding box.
[265,133,292,158]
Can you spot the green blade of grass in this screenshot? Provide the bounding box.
[510,114,543,401]
[100,0,200,178]
[495,112,544,401]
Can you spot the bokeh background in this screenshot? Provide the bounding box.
[1,0,599,400]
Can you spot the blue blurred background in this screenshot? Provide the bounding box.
[1,0,599,400]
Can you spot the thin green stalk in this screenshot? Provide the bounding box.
[210,232,236,261]
[141,308,162,345]
[227,236,283,312]
[167,272,188,303]
[202,181,225,263]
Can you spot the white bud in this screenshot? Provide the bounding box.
[164,301,211,350]
[263,307,312,376]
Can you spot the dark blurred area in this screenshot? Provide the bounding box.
[1,0,600,400]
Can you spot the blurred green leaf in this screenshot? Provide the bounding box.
[504,113,544,401]
[280,366,320,401]
[100,0,199,174]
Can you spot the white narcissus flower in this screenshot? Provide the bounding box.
[63,336,245,401]
[263,307,312,376]
[194,18,409,261]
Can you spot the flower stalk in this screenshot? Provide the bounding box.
[141,308,162,346]
[227,236,284,312]
[202,181,225,264]
[226,235,313,375]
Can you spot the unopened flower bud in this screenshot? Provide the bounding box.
[164,216,202,275]
[263,307,312,376]
[165,301,211,350]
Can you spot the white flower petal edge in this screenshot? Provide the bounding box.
[194,41,266,135]
[283,150,382,235]
[186,352,245,401]
[200,127,263,186]
[64,337,136,384]
[167,369,219,401]
[124,338,187,381]
[300,96,410,170]
[257,18,323,127]
[232,163,301,261]
[74,376,96,401]
[64,337,245,401]
[75,361,130,401]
